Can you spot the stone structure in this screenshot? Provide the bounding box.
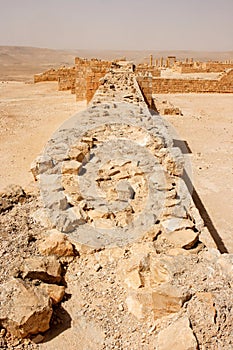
[75,57,112,102]
[34,68,59,83]
[1,61,233,349]
[34,55,233,103]
[138,69,233,101]
[33,64,203,249]
[173,60,233,73]
[57,67,76,91]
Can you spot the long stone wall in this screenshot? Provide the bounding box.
[174,61,233,73]
[27,64,233,349]
[137,69,233,100]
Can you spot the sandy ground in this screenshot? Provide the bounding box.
[0,81,86,190]
[154,93,233,253]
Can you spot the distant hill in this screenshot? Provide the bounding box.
[0,46,232,81]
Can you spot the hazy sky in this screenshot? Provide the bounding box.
[0,0,232,51]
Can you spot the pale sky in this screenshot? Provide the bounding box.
[0,0,232,51]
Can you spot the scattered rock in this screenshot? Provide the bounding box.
[164,229,199,249]
[157,317,198,350]
[39,229,75,257]
[21,256,62,284]
[0,278,52,338]
[0,185,26,213]
[31,334,45,344]
[39,283,65,304]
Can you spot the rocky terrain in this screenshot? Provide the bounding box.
[0,185,233,349]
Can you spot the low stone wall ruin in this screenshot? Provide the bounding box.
[1,62,233,349]
[137,69,233,102]
[34,68,59,83]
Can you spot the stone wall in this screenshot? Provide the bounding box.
[153,69,233,93]
[34,68,59,83]
[173,61,233,73]
[137,69,233,99]
[75,57,112,102]
[34,67,76,90]
[135,64,161,77]
[136,76,154,108]
[57,67,76,92]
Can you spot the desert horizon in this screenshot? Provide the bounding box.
[1,45,232,81]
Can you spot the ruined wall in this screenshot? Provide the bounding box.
[75,57,112,102]
[137,69,233,96]
[34,68,59,83]
[57,67,76,92]
[173,61,233,74]
[136,76,154,108]
[135,64,161,77]
[34,67,76,89]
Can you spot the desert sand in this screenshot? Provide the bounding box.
[0,81,86,190]
[155,93,233,253]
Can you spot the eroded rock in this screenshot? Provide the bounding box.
[39,229,75,257]
[157,317,198,350]
[21,256,62,283]
[0,278,52,338]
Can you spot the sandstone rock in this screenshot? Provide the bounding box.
[0,185,26,213]
[68,143,90,162]
[39,229,75,257]
[216,254,233,281]
[39,283,65,304]
[195,292,216,323]
[199,226,216,249]
[152,284,191,320]
[157,317,198,350]
[0,278,52,338]
[126,284,190,321]
[162,218,194,232]
[164,229,199,249]
[22,256,62,283]
[167,248,190,256]
[31,155,53,180]
[62,160,82,175]
[164,147,184,176]
[31,334,45,344]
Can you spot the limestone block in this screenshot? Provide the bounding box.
[126,284,190,321]
[31,155,53,180]
[0,278,52,338]
[62,160,82,175]
[39,283,65,305]
[68,143,90,162]
[157,317,198,350]
[21,256,62,284]
[164,229,199,249]
[164,147,184,176]
[151,284,191,319]
[39,229,75,257]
